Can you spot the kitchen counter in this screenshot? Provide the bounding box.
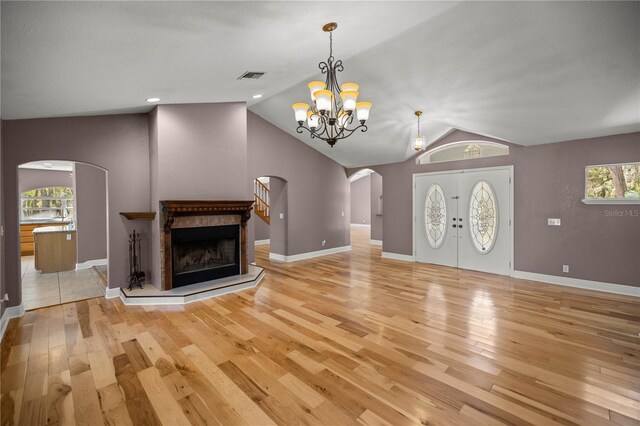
[20,221,71,256]
[33,227,76,273]
[32,225,75,234]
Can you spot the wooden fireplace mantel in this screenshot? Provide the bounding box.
[160,200,254,231]
[159,200,254,290]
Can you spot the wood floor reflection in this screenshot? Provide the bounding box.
[1,226,638,425]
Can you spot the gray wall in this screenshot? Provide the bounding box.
[350,175,371,225]
[2,114,151,308]
[370,172,383,241]
[18,168,73,193]
[350,130,640,287]
[73,163,107,263]
[149,103,250,287]
[248,111,350,256]
[254,215,270,241]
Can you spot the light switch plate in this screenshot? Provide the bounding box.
[279,213,284,219]
[66,234,72,240]
[548,218,561,226]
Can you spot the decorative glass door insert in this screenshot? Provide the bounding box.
[425,183,447,249]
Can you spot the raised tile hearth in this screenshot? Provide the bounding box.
[114,264,264,305]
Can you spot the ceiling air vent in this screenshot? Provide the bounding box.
[237,71,265,80]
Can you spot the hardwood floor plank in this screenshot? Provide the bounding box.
[182,344,276,425]
[112,353,161,426]
[137,367,192,426]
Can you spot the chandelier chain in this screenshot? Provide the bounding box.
[329,30,333,58]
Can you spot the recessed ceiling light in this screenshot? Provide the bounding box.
[252,94,263,99]
[146,97,160,103]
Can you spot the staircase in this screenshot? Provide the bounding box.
[254,179,270,224]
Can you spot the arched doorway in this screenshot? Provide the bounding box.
[18,160,108,310]
[252,176,288,264]
[349,168,383,249]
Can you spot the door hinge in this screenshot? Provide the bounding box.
[509,219,511,226]
[509,177,512,184]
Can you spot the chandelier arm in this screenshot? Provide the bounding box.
[318,61,329,75]
[334,123,368,140]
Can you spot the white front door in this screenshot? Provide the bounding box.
[414,167,512,276]
[415,173,458,268]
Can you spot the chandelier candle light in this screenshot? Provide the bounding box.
[413,111,425,151]
[292,22,372,147]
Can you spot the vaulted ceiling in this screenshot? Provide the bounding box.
[2,1,638,167]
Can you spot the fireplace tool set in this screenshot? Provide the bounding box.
[127,230,145,291]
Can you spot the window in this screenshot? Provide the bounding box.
[417,141,509,165]
[21,187,74,222]
[583,162,640,204]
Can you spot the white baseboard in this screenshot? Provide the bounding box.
[381,251,415,262]
[350,223,371,228]
[104,286,121,299]
[269,252,287,262]
[370,239,382,245]
[254,239,270,245]
[76,258,108,270]
[269,245,351,262]
[1,304,25,342]
[512,270,640,297]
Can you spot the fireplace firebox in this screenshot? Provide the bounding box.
[171,225,240,287]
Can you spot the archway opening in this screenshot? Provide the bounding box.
[18,160,108,310]
[252,176,288,264]
[349,168,383,250]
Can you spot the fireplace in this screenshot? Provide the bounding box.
[171,225,240,287]
[160,200,253,290]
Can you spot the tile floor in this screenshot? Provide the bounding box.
[21,256,105,310]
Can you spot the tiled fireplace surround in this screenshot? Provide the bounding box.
[159,200,253,291]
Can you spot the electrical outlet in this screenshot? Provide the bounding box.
[322,240,326,247]
[563,265,569,273]
[66,234,72,240]
[279,213,284,219]
[0,225,4,237]
[548,218,561,226]
[341,211,345,217]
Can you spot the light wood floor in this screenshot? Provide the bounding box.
[1,227,638,425]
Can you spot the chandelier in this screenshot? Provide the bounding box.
[291,22,372,148]
[413,111,425,151]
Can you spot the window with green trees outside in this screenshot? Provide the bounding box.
[585,163,640,201]
[21,186,74,221]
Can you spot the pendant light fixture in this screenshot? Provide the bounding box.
[413,111,425,151]
[291,22,372,148]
